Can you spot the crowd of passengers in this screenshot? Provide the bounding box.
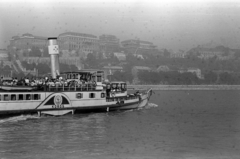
[0,76,97,88]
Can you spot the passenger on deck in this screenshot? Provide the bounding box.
[13,77,18,85]
[55,78,61,87]
[121,84,126,91]
[48,79,55,87]
[0,76,3,84]
[18,77,25,86]
[106,84,111,97]
[116,84,121,92]
[77,74,81,80]
[58,76,64,86]
[44,77,49,85]
[25,77,30,86]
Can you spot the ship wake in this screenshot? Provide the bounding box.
[0,114,40,124]
[141,102,158,109]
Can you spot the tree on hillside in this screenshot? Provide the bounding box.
[60,63,78,72]
[204,71,218,84]
[36,63,50,75]
[85,53,98,69]
[219,72,234,85]
[163,49,170,57]
[123,64,133,83]
[112,71,127,81]
[29,46,42,57]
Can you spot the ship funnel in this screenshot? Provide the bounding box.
[48,38,60,79]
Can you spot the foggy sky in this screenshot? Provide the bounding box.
[1,0,240,51]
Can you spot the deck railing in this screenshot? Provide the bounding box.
[106,94,138,102]
[46,84,97,92]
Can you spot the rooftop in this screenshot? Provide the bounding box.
[103,66,123,69]
[133,66,151,70]
[61,69,104,74]
[59,32,97,38]
[121,39,153,45]
[11,33,48,40]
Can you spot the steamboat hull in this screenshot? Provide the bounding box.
[0,89,152,116]
[110,89,152,110]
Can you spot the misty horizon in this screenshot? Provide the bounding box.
[1,0,240,51]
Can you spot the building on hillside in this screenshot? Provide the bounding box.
[178,67,203,79]
[132,66,152,76]
[132,66,152,84]
[0,49,9,61]
[58,32,99,57]
[9,33,48,59]
[113,52,126,61]
[22,57,49,64]
[156,65,170,72]
[99,34,120,53]
[187,68,203,79]
[133,54,144,60]
[170,50,186,58]
[187,45,235,60]
[103,65,123,80]
[121,39,158,55]
[22,57,83,70]
[9,33,48,50]
[0,61,12,68]
[103,65,123,75]
[0,50,14,77]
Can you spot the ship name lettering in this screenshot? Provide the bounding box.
[52,104,64,109]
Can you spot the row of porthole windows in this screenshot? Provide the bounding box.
[0,94,41,101]
[76,93,105,99]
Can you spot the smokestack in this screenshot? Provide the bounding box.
[48,38,60,79]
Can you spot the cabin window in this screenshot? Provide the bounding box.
[33,94,40,100]
[67,74,71,79]
[112,84,116,89]
[121,84,126,91]
[89,93,95,98]
[77,74,81,80]
[76,93,82,99]
[106,84,111,89]
[97,76,101,82]
[101,93,105,98]
[11,94,16,100]
[18,94,23,100]
[26,94,31,100]
[116,84,121,91]
[4,94,9,101]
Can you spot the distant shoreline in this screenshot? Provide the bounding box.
[128,85,240,90]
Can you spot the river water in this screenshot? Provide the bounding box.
[0,90,240,159]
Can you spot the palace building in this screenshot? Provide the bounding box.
[9,33,48,50]
[58,32,99,54]
[99,34,120,53]
[121,39,158,55]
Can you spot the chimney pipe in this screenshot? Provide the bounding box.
[48,38,60,79]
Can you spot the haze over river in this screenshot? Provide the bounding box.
[1,90,240,159]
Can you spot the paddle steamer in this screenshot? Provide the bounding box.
[0,38,152,116]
